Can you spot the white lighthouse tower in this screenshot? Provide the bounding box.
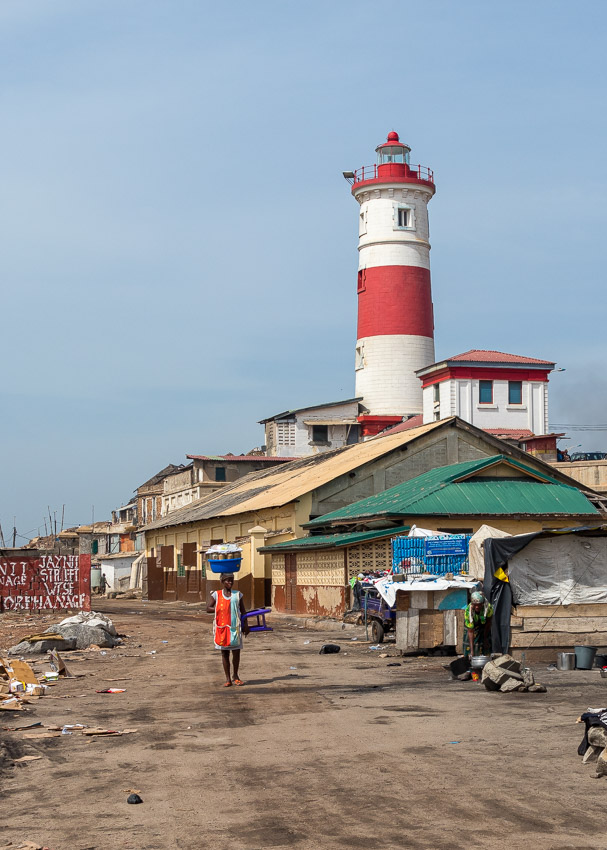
[346,132,436,437]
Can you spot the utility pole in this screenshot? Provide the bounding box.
[54,511,57,537]
[61,504,65,532]
[0,521,5,547]
[48,507,53,540]
[12,517,17,548]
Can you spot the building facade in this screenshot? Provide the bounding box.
[260,399,362,458]
[416,350,555,435]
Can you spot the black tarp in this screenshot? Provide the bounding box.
[484,533,540,655]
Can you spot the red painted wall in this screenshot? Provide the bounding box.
[0,553,91,612]
[357,265,434,339]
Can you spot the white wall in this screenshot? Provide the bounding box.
[99,556,137,591]
[355,334,435,416]
[355,186,433,272]
[267,401,361,457]
[422,377,549,434]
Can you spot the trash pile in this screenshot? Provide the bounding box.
[481,654,547,693]
[8,611,121,655]
[577,707,607,778]
[0,656,52,711]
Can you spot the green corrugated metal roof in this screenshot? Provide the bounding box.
[258,525,410,553]
[305,455,599,527]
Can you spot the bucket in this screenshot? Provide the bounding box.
[574,645,598,670]
[208,557,242,574]
[556,652,575,671]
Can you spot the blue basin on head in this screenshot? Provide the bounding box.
[208,557,242,574]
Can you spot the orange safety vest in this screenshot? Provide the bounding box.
[214,590,239,647]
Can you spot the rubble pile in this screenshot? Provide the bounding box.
[482,654,547,693]
[9,611,121,655]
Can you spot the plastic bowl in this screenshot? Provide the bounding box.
[208,557,242,574]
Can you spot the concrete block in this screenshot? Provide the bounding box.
[482,661,511,689]
[493,654,522,674]
[522,668,535,688]
[588,727,607,749]
[500,677,525,693]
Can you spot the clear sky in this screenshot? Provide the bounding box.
[1,0,606,540]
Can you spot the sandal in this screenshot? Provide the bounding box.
[233,679,244,686]
[223,681,233,687]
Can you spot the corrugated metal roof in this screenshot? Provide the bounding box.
[306,455,599,527]
[141,419,448,531]
[186,454,295,462]
[258,398,362,424]
[258,525,410,553]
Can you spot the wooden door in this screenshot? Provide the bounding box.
[146,556,164,601]
[160,545,176,600]
[285,553,297,612]
[181,542,201,601]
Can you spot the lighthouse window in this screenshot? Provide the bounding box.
[398,208,409,228]
[479,381,494,404]
[394,205,413,230]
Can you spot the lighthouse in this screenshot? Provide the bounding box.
[346,132,436,438]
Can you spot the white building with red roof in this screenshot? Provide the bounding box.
[415,349,556,435]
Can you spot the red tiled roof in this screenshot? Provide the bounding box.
[378,415,424,435]
[186,454,295,462]
[484,428,534,440]
[447,349,554,366]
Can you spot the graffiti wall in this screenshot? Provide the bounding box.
[0,554,91,611]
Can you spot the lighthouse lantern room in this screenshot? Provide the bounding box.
[347,132,436,437]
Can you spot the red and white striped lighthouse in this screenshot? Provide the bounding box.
[347,132,436,437]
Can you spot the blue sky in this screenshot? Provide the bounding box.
[1,0,606,539]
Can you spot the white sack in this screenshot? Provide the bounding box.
[468,524,511,580]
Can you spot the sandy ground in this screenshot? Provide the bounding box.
[1,598,607,850]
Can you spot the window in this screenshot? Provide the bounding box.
[394,205,413,230]
[357,269,366,293]
[346,424,360,445]
[214,467,226,482]
[359,210,367,235]
[355,343,365,371]
[508,381,523,404]
[311,424,329,443]
[276,421,296,446]
[433,383,440,402]
[479,380,493,404]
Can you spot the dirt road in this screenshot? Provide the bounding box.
[1,599,606,850]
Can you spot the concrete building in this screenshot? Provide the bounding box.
[136,464,187,528]
[260,399,362,458]
[161,455,294,515]
[416,349,555,435]
[344,131,436,436]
